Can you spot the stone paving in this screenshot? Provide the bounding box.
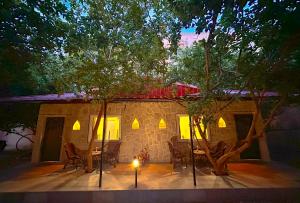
[1,162,300,203]
[0,162,300,192]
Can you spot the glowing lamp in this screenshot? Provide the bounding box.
[132,157,139,188]
[133,158,139,168]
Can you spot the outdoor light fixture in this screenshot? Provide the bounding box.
[72,120,80,131]
[132,157,139,188]
[218,117,227,128]
[132,118,140,129]
[159,118,166,129]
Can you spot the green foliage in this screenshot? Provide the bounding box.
[0,0,68,96]
[30,0,176,100]
[169,0,300,100]
[166,1,300,173]
[29,54,83,94]
[0,103,40,132]
[234,1,300,94]
[167,0,300,136]
[168,42,237,90]
[168,41,239,126]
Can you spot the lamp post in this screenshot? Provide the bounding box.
[189,116,197,186]
[132,157,139,188]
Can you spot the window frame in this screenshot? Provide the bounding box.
[88,115,121,142]
[177,114,210,141]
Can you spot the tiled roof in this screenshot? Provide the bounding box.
[0,82,199,103]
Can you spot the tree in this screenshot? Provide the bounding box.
[0,0,68,96]
[168,0,300,175]
[0,103,39,150]
[29,0,175,183]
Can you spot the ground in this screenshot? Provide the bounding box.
[0,150,31,172]
[1,162,300,191]
[0,161,300,202]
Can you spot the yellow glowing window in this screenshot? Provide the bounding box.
[218,117,226,128]
[72,120,80,131]
[179,115,208,140]
[92,116,120,141]
[159,118,166,129]
[132,118,140,129]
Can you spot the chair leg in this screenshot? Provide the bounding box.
[63,161,68,169]
[112,156,117,167]
[80,159,85,169]
[76,159,81,170]
[73,159,80,170]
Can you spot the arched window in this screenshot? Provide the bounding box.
[132,118,140,129]
[218,117,226,128]
[159,118,166,129]
[72,120,81,131]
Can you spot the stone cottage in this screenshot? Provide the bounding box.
[24,83,269,163]
[0,83,271,163]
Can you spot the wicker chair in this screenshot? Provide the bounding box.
[167,141,185,169]
[170,136,190,165]
[170,136,179,146]
[63,143,84,169]
[103,142,121,167]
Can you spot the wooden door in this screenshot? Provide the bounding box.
[234,114,260,159]
[40,117,64,161]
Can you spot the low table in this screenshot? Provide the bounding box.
[81,150,102,172]
[193,149,205,155]
[92,151,101,156]
[92,151,101,170]
[193,149,207,167]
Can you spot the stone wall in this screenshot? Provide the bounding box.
[32,100,269,163]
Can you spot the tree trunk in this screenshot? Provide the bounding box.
[86,103,104,173]
[213,164,228,176]
[194,111,257,176]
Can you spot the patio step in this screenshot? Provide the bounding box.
[1,188,300,203]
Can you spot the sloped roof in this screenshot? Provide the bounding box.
[0,82,199,103]
[188,90,280,98]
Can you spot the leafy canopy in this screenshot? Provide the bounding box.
[30,0,176,100]
[167,0,300,174]
[169,0,300,104]
[0,0,68,96]
[167,0,300,132]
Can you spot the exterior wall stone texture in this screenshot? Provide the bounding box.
[32,100,269,163]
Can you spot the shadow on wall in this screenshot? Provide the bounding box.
[267,106,300,168]
[0,127,33,151]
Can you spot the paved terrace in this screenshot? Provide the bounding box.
[0,162,300,202]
